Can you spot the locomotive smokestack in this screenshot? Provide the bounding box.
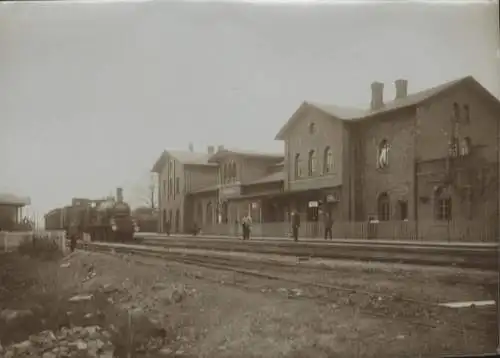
[116,187,123,203]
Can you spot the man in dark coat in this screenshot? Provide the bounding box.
[324,212,333,240]
[291,211,300,242]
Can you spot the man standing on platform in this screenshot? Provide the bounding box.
[241,213,252,240]
[324,212,333,240]
[291,211,300,242]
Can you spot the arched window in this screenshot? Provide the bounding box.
[435,186,452,221]
[377,139,390,169]
[224,163,230,184]
[308,150,317,176]
[168,160,173,177]
[323,147,333,174]
[309,122,316,135]
[294,153,302,179]
[461,136,471,156]
[230,161,237,183]
[453,102,461,121]
[206,202,213,225]
[377,192,390,221]
[463,104,470,124]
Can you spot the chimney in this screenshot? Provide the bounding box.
[217,145,224,152]
[394,79,408,99]
[188,143,194,152]
[116,187,123,203]
[207,145,215,155]
[370,81,384,111]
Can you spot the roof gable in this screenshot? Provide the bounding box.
[151,150,216,173]
[208,148,283,163]
[275,76,496,140]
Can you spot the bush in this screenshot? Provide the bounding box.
[17,234,62,260]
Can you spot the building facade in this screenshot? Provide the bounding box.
[152,147,218,233]
[152,75,499,241]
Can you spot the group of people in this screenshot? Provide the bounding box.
[239,211,335,242]
[162,211,335,241]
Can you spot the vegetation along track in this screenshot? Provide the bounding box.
[82,242,492,334]
[132,236,497,271]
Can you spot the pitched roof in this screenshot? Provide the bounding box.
[275,76,495,140]
[151,150,217,172]
[208,148,284,163]
[0,193,31,206]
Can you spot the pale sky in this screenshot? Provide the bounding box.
[0,1,499,220]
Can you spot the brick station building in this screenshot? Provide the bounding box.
[153,76,499,240]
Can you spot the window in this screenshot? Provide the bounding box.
[323,147,333,174]
[168,160,173,177]
[377,140,390,169]
[162,180,166,197]
[224,163,229,184]
[168,178,173,196]
[229,161,237,183]
[437,198,452,221]
[435,186,452,221]
[294,153,302,179]
[398,200,408,221]
[463,104,470,124]
[308,150,317,176]
[460,137,471,156]
[377,192,390,221]
[308,122,316,134]
[453,102,460,121]
[175,177,180,194]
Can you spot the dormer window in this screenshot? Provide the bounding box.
[308,122,316,135]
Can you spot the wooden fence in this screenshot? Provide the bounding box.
[0,230,68,253]
[198,219,498,242]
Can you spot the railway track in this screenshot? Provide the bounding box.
[130,235,497,271]
[82,242,494,334]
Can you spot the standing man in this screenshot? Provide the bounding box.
[324,212,333,240]
[241,213,252,240]
[291,211,300,242]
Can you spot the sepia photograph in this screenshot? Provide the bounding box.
[0,0,499,357]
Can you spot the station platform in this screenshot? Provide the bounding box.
[135,232,498,249]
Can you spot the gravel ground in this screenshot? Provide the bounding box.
[1,250,496,358]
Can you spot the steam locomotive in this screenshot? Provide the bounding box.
[45,188,139,243]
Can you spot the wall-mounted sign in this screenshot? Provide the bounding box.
[308,201,319,208]
[220,185,241,198]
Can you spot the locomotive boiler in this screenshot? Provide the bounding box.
[83,188,139,242]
